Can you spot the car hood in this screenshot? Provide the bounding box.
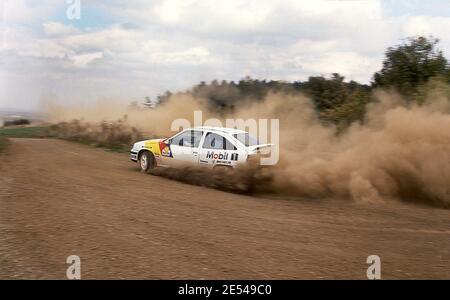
[133,138,165,149]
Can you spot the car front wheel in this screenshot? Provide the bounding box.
[139,151,155,173]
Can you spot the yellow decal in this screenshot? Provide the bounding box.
[144,139,162,155]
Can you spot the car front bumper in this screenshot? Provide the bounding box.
[130,150,138,162]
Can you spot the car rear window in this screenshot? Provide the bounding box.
[233,133,259,147]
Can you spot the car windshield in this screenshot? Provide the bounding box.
[233,133,259,147]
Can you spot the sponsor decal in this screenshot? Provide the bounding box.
[206,151,228,160]
[159,141,173,158]
[144,140,163,156]
[206,151,239,161]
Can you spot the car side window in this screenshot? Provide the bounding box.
[170,130,203,147]
[191,131,204,147]
[202,132,236,150]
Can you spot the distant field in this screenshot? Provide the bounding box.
[0,126,50,139]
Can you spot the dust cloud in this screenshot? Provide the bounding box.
[42,86,450,208]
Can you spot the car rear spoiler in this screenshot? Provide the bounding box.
[247,144,273,153]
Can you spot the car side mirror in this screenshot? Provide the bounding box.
[165,139,171,145]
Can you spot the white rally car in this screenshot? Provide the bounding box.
[130,126,271,173]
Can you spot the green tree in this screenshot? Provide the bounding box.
[295,73,371,125]
[372,36,449,100]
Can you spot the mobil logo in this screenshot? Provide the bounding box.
[206,151,229,160]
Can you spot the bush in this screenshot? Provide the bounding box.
[3,119,31,127]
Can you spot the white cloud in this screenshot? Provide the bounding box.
[2,0,61,23]
[43,22,80,36]
[61,26,142,52]
[146,46,211,65]
[70,51,104,67]
[1,0,450,110]
[2,26,68,59]
[403,15,450,50]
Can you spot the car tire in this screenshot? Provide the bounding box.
[139,151,155,173]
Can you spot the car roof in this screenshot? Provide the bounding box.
[190,126,247,135]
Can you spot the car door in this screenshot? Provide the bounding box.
[164,129,204,167]
[199,132,237,168]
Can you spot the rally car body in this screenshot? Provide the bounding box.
[130,126,271,171]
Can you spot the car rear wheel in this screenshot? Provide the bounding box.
[139,151,155,173]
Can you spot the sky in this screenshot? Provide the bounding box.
[1,0,450,111]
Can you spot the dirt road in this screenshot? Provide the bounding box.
[0,138,449,279]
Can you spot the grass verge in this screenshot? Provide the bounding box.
[0,121,143,153]
[0,126,51,138]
